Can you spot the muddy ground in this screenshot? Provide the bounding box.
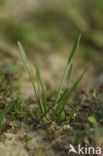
[0,1,103,156]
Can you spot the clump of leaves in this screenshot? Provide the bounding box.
[18,35,89,127]
[0,82,19,129]
[0,69,19,129]
[0,100,18,122]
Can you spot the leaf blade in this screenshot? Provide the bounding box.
[56,35,81,103]
[66,64,73,88]
[35,65,47,113]
[53,65,89,118]
[18,41,45,114]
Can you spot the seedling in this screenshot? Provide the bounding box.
[18,35,89,126]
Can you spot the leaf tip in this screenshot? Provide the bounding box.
[78,34,82,43]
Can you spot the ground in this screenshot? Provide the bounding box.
[0,0,103,156]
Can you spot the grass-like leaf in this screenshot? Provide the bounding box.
[51,88,69,119]
[67,35,81,64]
[0,100,18,122]
[52,66,89,118]
[66,64,73,88]
[18,41,37,96]
[18,41,45,114]
[66,65,89,98]
[56,35,81,103]
[36,65,47,113]
[17,36,89,126]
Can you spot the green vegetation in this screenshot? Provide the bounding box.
[31,0,103,50]
[0,37,103,155]
[0,35,88,130]
[0,1,103,155]
[18,41,47,114]
[0,19,33,47]
[17,35,89,127]
[0,0,103,51]
[0,0,7,6]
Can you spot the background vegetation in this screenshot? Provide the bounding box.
[0,0,103,156]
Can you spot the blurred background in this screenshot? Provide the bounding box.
[0,0,103,96]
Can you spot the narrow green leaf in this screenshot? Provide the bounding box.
[18,41,44,114]
[36,65,43,107]
[52,88,69,118]
[66,64,73,88]
[0,100,18,121]
[18,41,37,96]
[53,66,89,118]
[67,65,89,96]
[35,65,47,112]
[56,35,81,103]
[68,34,81,64]
[34,65,89,123]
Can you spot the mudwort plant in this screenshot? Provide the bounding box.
[17,34,89,127]
[0,35,89,129]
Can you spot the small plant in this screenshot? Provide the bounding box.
[0,100,18,123]
[0,68,19,128]
[0,85,19,128]
[18,35,89,127]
